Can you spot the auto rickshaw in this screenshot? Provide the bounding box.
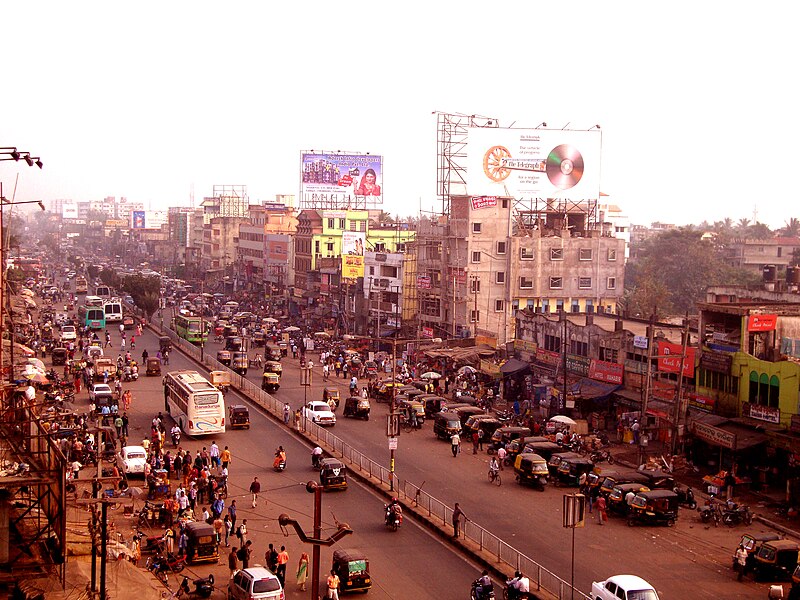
[343,396,370,420]
[184,521,219,564]
[216,350,231,366]
[225,336,243,351]
[521,440,562,463]
[514,453,549,490]
[208,370,231,394]
[323,387,341,409]
[627,489,680,527]
[452,406,486,429]
[262,372,280,392]
[422,396,446,417]
[789,563,800,600]
[487,426,532,454]
[253,330,266,347]
[364,360,378,377]
[264,360,283,376]
[319,457,348,491]
[52,346,68,366]
[505,436,548,465]
[278,341,288,357]
[753,539,800,581]
[469,417,503,443]
[231,351,248,375]
[735,532,781,575]
[228,405,250,429]
[331,549,371,593]
[608,482,651,515]
[145,357,161,376]
[159,336,172,355]
[547,452,583,478]
[399,400,426,425]
[266,344,282,361]
[556,455,596,487]
[597,468,651,498]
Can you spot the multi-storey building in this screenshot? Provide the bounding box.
[725,237,800,278]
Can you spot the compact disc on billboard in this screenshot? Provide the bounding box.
[546,145,584,190]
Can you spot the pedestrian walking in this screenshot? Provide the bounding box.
[451,432,461,457]
[734,544,748,581]
[237,519,248,547]
[497,446,507,470]
[239,540,252,569]
[249,477,261,508]
[296,552,309,591]
[276,546,289,587]
[228,499,237,530]
[452,503,467,538]
[283,403,290,425]
[326,569,340,600]
[472,430,479,454]
[228,546,239,577]
[223,514,233,547]
[596,495,608,525]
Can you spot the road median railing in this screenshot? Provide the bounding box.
[163,328,588,600]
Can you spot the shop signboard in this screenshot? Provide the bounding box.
[624,359,647,375]
[747,314,778,332]
[652,380,676,401]
[566,354,590,376]
[742,402,781,424]
[633,335,648,349]
[692,421,737,450]
[699,350,733,374]
[535,348,561,367]
[658,341,696,378]
[687,393,715,412]
[588,359,623,384]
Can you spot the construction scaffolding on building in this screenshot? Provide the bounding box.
[200,185,250,223]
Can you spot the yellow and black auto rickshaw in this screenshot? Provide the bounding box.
[323,387,340,409]
[52,346,68,366]
[145,357,161,376]
[228,405,250,429]
[262,371,280,392]
[343,396,370,420]
[159,336,172,355]
[331,548,371,593]
[319,457,348,491]
[627,489,679,527]
[216,350,231,366]
[264,360,283,376]
[514,452,549,491]
[208,370,231,395]
[753,539,800,582]
[184,521,219,564]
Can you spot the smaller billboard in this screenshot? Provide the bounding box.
[748,314,777,332]
[131,211,146,229]
[62,202,78,219]
[342,231,365,280]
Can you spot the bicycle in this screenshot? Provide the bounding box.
[488,469,502,486]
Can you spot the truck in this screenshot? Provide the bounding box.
[93,357,118,381]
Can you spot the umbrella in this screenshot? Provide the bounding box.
[420,371,441,380]
[314,332,331,338]
[550,415,577,426]
[22,370,50,384]
[263,317,279,324]
[457,365,476,374]
[283,326,300,333]
[25,358,46,370]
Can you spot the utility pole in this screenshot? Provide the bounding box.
[639,312,656,467]
[671,315,691,458]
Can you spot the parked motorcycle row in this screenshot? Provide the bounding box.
[699,495,754,527]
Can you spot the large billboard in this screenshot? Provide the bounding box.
[341,231,365,280]
[130,210,168,230]
[62,201,78,219]
[301,153,383,205]
[466,128,601,200]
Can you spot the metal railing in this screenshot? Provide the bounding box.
[163,327,589,600]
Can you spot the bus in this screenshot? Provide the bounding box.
[163,370,225,436]
[79,305,106,330]
[85,295,104,307]
[96,285,111,299]
[174,314,209,344]
[75,276,88,294]
[103,299,123,322]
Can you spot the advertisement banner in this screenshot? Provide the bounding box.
[658,341,696,378]
[566,354,591,376]
[417,275,431,289]
[421,327,434,339]
[687,393,715,412]
[301,153,383,205]
[588,359,624,384]
[742,402,781,424]
[471,196,498,210]
[748,314,778,331]
[699,350,733,374]
[131,210,146,229]
[692,421,737,450]
[466,128,601,200]
[62,202,78,219]
[341,231,365,280]
[535,348,561,367]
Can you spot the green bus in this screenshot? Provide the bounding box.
[79,305,106,330]
[173,314,208,344]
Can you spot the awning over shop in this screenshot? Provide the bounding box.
[500,358,529,376]
[577,377,621,401]
[718,423,769,451]
[688,412,769,451]
[613,388,643,408]
[423,345,496,362]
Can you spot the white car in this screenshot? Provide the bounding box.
[60,325,77,341]
[229,567,284,600]
[591,575,659,600]
[89,383,114,404]
[117,445,147,476]
[303,401,337,427]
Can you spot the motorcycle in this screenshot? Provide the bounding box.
[171,430,181,448]
[674,486,697,509]
[589,449,614,464]
[311,450,323,469]
[273,449,287,472]
[145,553,185,584]
[722,503,753,526]
[384,504,402,531]
[699,498,721,526]
[178,574,215,599]
[470,578,496,600]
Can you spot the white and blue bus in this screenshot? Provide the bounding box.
[103,299,123,322]
[163,370,226,436]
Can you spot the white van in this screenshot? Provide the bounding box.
[228,567,284,600]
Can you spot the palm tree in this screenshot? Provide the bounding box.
[781,217,800,237]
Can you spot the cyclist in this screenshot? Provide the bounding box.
[489,456,500,481]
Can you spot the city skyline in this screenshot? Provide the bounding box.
[3,2,798,229]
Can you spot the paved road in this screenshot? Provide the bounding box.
[189,331,777,600]
[97,324,485,600]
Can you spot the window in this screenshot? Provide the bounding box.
[470,310,480,322]
[571,300,580,313]
[599,347,618,362]
[520,247,534,260]
[327,218,335,228]
[368,266,375,275]
[315,240,320,253]
[495,299,504,312]
[607,277,616,290]
[607,248,617,261]
[579,248,593,261]
[544,334,561,352]
[541,300,550,313]
[359,221,366,232]
[470,251,482,264]
[326,242,334,253]
[570,340,588,356]
[339,218,346,229]
[556,300,564,312]
[549,276,563,289]
[519,276,533,289]
[472,222,482,234]
[550,248,563,261]
[470,278,481,293]
[579,277,592,289]
[496,271,505,284]
[374,242,386,252]
[502,198,509,208]
[497,241,506,255]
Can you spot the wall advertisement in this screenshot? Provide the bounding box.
[341,231,365,280]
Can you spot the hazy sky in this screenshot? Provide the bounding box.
[3,2,797,229]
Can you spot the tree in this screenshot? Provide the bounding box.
[781,218,800,237]
[122,274,161,320]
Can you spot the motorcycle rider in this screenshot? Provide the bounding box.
[273,446,286,469]
[171,424,181,447]
[506,571,530,600]
[311,446,323,468]
[385,497,403,526]
[474,570,493,599]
